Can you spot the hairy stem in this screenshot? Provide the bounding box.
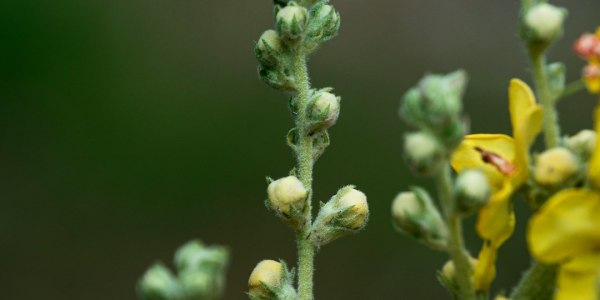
[437,164,476,300]
[293,51,316,300]
[530,49,560,149]
[511,261,557,300]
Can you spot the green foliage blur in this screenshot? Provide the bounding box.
[1,0,599,299]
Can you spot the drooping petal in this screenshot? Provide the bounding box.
[588,106,600,186]
[528,189,600,263]
[451,134,515,190]
[508,79,543,186]
[473,242,497,291]
[476,182,515,245]
[555,253,600,300]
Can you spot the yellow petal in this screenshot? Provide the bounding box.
[528,189,600,263]
[508,80,543,186]
[595,27,600,38]
[476,182,516,245]
[473,242,497,291]
[555,253,600,300]
[588,106,600,187]
[451,134,514,190]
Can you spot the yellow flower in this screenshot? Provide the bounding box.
[451,79,543,290]
[528,106,600,300]
[574,28,600,94]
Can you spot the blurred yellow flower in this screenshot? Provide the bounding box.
[451,79,543,290]
[528,107,600,300]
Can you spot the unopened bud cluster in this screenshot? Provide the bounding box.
[311,186,369,246]
[248,260,297,300]
[255,1,341,91]
[138,240,229,300]
[400,70,469,175]
[391,187,448,250]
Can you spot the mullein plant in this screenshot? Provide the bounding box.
[392,0,600,299]
[137,240,229,300]
[249,1,369,300]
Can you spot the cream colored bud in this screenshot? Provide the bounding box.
[316,4,338,23]
[392,188,448,249]
[455,169,490,214]
[336,188,369,229]
[267,176,307,214]
[276,6,307,38]
[257,30,283,53]
[248,260,282,298]
[308,92,340,130]
[525,3,566,41]
[534,147,578,186]
[442,257,478,280]
[138,264,181,299]
[404,132,444,174]
[566,129,596,157]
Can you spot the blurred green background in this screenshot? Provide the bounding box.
[2,0,599,299]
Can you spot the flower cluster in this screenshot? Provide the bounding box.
[574,28,600,94]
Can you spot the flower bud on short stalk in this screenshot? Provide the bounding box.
[304,3,340,51]
[276,4,308,41]
[404,131,445,176]
[534,147,578,187]
[306,90,340,132]
[174,240,229,275]
[441,257,478,283]
[566,129,597,159]
[391,187,448,250]
[248,260,297,300]
[454,169,491,215]
[311,186,369,246]
[267,176,308,229]
[523,3,567,44]
[138,264,183,300]
[256,30,284,68]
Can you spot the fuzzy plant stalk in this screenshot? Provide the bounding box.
[393,70,483,300]
[249,1,369,300]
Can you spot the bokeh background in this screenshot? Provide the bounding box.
[2,0,600,299]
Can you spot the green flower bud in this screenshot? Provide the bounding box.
[391,187,448,250]
[566,129,596,159]
[404,131,444,175]
[137,264,182,300]
[441,257,478,281]
[307,90,340,132]
[304,3,340,51]
[256,30,284,67]
[524,3,566,43]
[534,147,578,186]
[276,5,308,40]
[174,240,228,274]
[179,271,213,299]
[454,169,490,215]
[267,176,307,215]
[248,260,297,300]
[312,186,369,246]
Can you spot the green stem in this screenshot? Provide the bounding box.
[557,80,585,101]
[510,261,557,300]
[292,51,316,300]
[530,49,560,149]
[437,164,476,300]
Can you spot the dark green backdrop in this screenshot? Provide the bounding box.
[2,0,599,299]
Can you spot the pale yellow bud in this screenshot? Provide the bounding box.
[442,257,478,280]
[257,30,283,53]
[391,192,421,226]
[525,3,566,41]
[566,129,596,157]
[404,132,444,174]
[454,169,490,214]
[316,4,338,23]
[276,6,307,39]
[248,260,282,298]
[267,176,307,214]
[534,147,578,186]
[308,92,340,130]
[337,188,369,229]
